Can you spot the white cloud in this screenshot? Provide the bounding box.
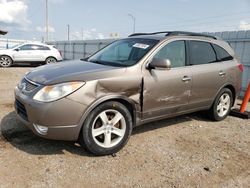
[71,29,106,40]
[0,0,30,26]
[239,21,250,30]
[36,26,55,33]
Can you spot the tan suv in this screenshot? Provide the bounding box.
[15,31,243,155]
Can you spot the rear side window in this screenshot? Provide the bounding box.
[212,44,233,61]
[32,45,50,50]
[189,41,216,65]
[153,41,185,68]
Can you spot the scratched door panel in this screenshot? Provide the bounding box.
[143,66,192,119]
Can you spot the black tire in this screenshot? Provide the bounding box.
[208,88,233,121]
[0,55,13,67]
[80,101,133,156]
[45,57,57,64]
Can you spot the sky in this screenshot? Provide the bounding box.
[0,0,250,41]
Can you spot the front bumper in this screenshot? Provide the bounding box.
[14,87,86,141]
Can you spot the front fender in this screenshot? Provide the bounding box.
[78,94,139,129]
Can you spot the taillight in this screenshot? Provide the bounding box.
[58,50,62,57]
[238,64,244,72]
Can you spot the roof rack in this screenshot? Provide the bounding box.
[128,31,217,40]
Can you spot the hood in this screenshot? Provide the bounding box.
[0,49,12,53]
[26,60,126,85]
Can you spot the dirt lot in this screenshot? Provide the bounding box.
[0,67,249,188]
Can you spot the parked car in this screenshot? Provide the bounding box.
[0,42,62,67]
[14,31,243,155]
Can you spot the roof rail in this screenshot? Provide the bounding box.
[128,31,217,39]
[128,31,169,37]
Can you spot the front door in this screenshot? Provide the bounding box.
[13,44,34,61]
[143,40,192,120]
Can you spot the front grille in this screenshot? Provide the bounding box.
[25,79,38,91]
[15,99,28,121]
[18,78,38,92]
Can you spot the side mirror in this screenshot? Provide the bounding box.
[147,58,171,69]
[14,48,19,51]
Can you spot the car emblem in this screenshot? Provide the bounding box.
[19,82,26,92]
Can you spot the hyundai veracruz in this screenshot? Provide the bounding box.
[14,31,242,155]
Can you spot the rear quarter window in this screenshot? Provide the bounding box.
[212,44,233,61]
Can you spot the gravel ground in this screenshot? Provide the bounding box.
[0,67,249,188]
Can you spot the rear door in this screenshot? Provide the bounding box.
[187,40,226,109]
[30,45,50,61]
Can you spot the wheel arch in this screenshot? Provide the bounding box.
[224,84,236,105]
[0,55,13,66]
[77,95,138,140]
[211,83,237,108]
[0,54,13,61]
[45,56,57,61]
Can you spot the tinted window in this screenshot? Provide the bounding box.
[40,45,50,50]
[153,41,185,68]
[18,44,50,51]
[31,45,50,50]
[189,41,216,65]
[212,44,233,61]
[19,44,33,50]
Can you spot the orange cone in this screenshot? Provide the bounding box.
[230,82,250,119]
[240,82,250,113]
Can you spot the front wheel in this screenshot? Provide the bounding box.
[0,56,13,67]
[208,88,233,121]
[80,101,133,155]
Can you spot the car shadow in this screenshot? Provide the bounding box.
[0,111,94,157]
[0,111,211,156]
[132,111,211,135]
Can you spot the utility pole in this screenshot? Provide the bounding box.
[128,13,136,33]
[45,0,49,42]
[67,24,70,41]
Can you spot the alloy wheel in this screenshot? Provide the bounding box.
[91,109,126,148]
[217,93,231,117]
[0,56,12,67]
[46,57,56,64]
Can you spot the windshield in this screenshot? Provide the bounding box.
[10,43,23,49]
[87,38,159,67]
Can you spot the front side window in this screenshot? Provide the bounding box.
[189,41,216,65]
[88,38,159,67]
[19,44,33,50]
[153,41,186,68]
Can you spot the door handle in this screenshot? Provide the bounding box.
[219,71,226,76]
[182,76,191,82]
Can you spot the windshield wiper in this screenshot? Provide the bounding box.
[88,60,104,65]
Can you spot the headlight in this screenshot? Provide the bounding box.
[33,82,85,102]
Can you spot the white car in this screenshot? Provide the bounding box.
[0,42,63,67]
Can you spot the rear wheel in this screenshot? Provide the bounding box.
[80,101,133,155]
[45,57,57,64]
[208,88,233,121]
[0,56,12,67]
